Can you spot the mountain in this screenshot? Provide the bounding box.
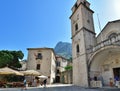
[54,41,72,59]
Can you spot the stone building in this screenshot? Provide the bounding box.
[26,48,56,84]
[55,55,69,83]
[19,60,27,70]
[70,0,120,87]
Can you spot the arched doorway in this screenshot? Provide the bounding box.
[89,45,120,86]
[56,76,60,83]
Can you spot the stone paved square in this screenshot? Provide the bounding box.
[0,85,120,91]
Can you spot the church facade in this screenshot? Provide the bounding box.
[70,0,120,87]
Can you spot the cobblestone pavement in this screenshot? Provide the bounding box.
[0,84,120,91]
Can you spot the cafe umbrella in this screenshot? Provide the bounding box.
[20,70,40,76]
[0,67,24,76]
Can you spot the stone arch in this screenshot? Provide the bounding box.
[88,45,120,85]
[89,45,120,66]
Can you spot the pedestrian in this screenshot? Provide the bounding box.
[33,78,37,87]
[36,79,40,86]
[109,78,113,87]
[43,79,47,87]
[114,75,119,87]
[98,75,104,87]
[23,78,27,90]
[93,75,97,81]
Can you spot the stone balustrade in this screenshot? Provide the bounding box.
[90,81,120,88]
[90,81,102,88]
[91,34,120,52]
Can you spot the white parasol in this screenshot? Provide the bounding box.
[0,67,24,76]
[20,70,40,76]
[38,75,48,79]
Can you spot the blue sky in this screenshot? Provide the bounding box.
[0,0,120,59]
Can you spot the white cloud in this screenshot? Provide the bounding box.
[106,0,120,20]
[91,0,120,34]
[112,0,120,18]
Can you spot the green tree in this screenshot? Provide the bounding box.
[64,65,72,84]
[68,57,72,62]
[64,65,72,71]
[0,50,24,68]
[0,51,13,68]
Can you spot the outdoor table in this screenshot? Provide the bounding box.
[6,82,24,88]
[6,83,13,88]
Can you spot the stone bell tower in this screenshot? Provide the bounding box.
[70,0,96,87]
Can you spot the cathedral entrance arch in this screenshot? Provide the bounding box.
[89,45,120,86]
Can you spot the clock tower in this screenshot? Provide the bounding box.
[70,0,96,87]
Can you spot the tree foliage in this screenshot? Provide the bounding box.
[68,57,72,62]
[64,65,72,71]
[0,50,24,68]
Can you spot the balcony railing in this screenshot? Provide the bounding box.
[88,34,120,53]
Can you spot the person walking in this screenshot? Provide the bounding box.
[43,79,47,87]
[23,78,27,90]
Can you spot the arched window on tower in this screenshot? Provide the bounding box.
[83,1,86,6]
[75,3,78,10]
[75,23,78,31]
[76,44,80,54]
